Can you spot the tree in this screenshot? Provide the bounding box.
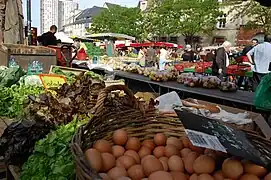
[146,0,220,44]
[226,0,271,34]
[90,6,145,40]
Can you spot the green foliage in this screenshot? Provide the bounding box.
[90,6,145,40]
[146,0,220,41]
[0,85,44,118]
[85,43,105,57]
[225,0,271,34]
[21,117,89,180]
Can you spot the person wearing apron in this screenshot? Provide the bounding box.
[138,47,146,67]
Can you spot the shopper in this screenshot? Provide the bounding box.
[37,25,60,46]
[159,47,168,70]
[146,46,156,67]
[138,47,146,67]
[212,41,232,79]
[247,35,271,91]
[206,49,216,62]
[182,44,194,62]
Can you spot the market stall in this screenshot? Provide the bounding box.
[0,64,270,180]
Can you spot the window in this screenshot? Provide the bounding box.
[217,14,226,28]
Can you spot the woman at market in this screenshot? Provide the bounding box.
[138,47,146,67]
[182,44,194,62]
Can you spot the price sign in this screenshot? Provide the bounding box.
[39,74,67,89]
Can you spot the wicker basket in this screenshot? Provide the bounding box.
[71,85,271,179]
[71,85,184,180]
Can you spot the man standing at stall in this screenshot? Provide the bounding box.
[212,41,232,80]
[247,35,271,91]
[37,25,60,46]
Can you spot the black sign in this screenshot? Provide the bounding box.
[175,108,271,171]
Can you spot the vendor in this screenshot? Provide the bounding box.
[182,44,194,62]
[37,25,61,46]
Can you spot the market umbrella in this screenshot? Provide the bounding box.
[86,33,136,41]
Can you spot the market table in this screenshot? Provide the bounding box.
[114,70,255,107]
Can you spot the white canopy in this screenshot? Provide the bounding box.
[55,32,74,44]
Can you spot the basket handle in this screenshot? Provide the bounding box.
[92,85,139,115]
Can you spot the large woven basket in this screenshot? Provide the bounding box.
[71,85,271,179]
[71,85,184,180]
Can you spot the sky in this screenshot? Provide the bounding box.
[22,0,138,31]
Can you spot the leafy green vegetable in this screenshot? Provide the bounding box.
[21,117,89,180]
[0,66,26,87]
[52,67,76,84]
[0,85,44,118]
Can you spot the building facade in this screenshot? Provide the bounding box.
[40,0,79,34]
[62,3,117,37]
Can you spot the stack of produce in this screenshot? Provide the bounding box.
[51,67,77,84]
[149,71,169,82]
[0,72,105,166]
[177,73,194,84]
[220,81,238,92]
[27,73,105,125]
[83,129,270,180]
[202,76,221,89]
[124,64,140,73]
[0,84,44,118]
[21,116,88,180]
[184,76,202,87]
[143,67,157,77]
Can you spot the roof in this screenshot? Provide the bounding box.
[104,2,120,9]
[75,6,105,21]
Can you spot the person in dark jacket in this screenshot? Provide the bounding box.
[37,25,60,46]
[182,44,194,62]
[212,41,232,79]
[242,39,258,56]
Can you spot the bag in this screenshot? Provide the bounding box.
[254,73,271,111]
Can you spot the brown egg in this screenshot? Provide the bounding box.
[138,146,152,158]
[180,148,192,158]
[189,174,198,180]
[107,167,127,180]
[113,129,128,145]
[116,155,136,170]
[154,133,167,146]
[168,155,184,172]
[182,137,190,148]
[159,157,169,171]
[84,148,102,172]
[99,173,112,180]
[198,174,214,180]
[101,153,116,172]
[94,139,112,153]
[142,139,156,151]
[127,164,145,180]
[141,155,156,165]
[153,146,165,158]
[112,145,125,158]
[264,173,271,180]
[125,137,141,152]
[213,170,225,180]
[170,171,187,180]
[159,159,169,171]
[244,162,268,177]
[149,171,173,180]
[184,151,199,174]
[142,157,164,176]
[167,137,184,150]
[164,145,180,157]
[240,174,260,180]
[124,150,140,164]
[193,155,215,174]
[189,144,204,154]
[222,158,243,179]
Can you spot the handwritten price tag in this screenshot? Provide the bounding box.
[39,74,67,89]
